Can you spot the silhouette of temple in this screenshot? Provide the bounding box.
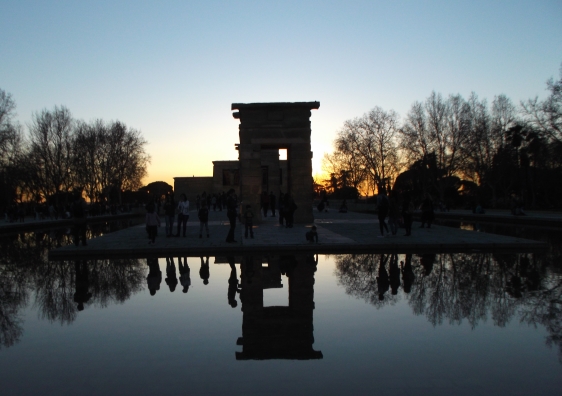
[235,255,323,360]
[174,102,320,223]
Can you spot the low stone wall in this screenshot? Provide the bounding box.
[312,199,377,213]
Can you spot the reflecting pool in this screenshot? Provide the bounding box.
[0,230,561,395]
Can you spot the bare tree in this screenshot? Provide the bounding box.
[0,89,24,169]
[102,121,149,203]
[27,106,74,202]
[521,64,562,144]
[335,107,400,194]
[322,146,367,193]
[72,119,107,201]
[399,101,430,166]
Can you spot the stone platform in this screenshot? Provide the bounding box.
[48,208,546,260]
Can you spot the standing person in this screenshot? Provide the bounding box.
[163,194,175,237]
[269,191,276,217]
[420,194,434,228]
[227,257,240,308]
[376,255,390,301]
[225,189,238,243]
[402,193,414,237]
[165,257,178,292]
[178,257,191,293]
[278,192,285,226]
[260,190,269,217]
[146,258,162,296]
[387,193,400,236]
[145,201,161,244]
[401,254,415,294]
[71,191,88,246]
[211,194,217,211]
[74,260,92,311]
[196,195,201,211]
[377,189,390,237]
[243,204,254,239]
[198,201,210,238]
[175,194,190,237]
[217,193,223,211]
[199,256,210,285]
[284,194,297,228]
[389,254,400,295]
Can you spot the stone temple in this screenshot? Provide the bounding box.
[174,101,320,223]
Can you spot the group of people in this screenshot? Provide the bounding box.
[258,190,298,227]
[376,190,435,237]
[146,256,210,295]
[146,192,211,244]
[375,253,435,301]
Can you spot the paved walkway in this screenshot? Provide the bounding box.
[48,208,546,260]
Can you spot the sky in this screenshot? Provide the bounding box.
[1,0,561,187]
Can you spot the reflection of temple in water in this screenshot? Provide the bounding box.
[236,255,323,360]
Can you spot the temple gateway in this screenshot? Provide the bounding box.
[174,101,320,223]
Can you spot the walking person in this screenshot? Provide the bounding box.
[163,194,175,237]
[175,193,190,237]
[146,201,161,244]
[225,189,238,243]
[377,189,390,237]
[243,204,254,239]
[198,201,210,238]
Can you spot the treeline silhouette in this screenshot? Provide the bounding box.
[335,252,562,362]
[323,64,562,209]
[0,91,150,208]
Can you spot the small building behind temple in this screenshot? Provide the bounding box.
[173,159,289,205]
[174,101,319,223]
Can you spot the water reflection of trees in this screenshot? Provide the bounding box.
[0,230,146,348]
[335,252,562,361]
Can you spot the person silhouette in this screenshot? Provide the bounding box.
[199,256,210,285]
[420,254,435,277]
[376,255,390,301]
[225,189,238,243]
[389,254,400,295]
[400,254,415,294]
[227,256,240,307]
[178,257,191,293]
[146,258,162,296]
[74,260,92,311]
[165,257,178,292]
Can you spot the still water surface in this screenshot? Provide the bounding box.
[0,225,561,395]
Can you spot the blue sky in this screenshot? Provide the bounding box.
[1,0,561,185]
